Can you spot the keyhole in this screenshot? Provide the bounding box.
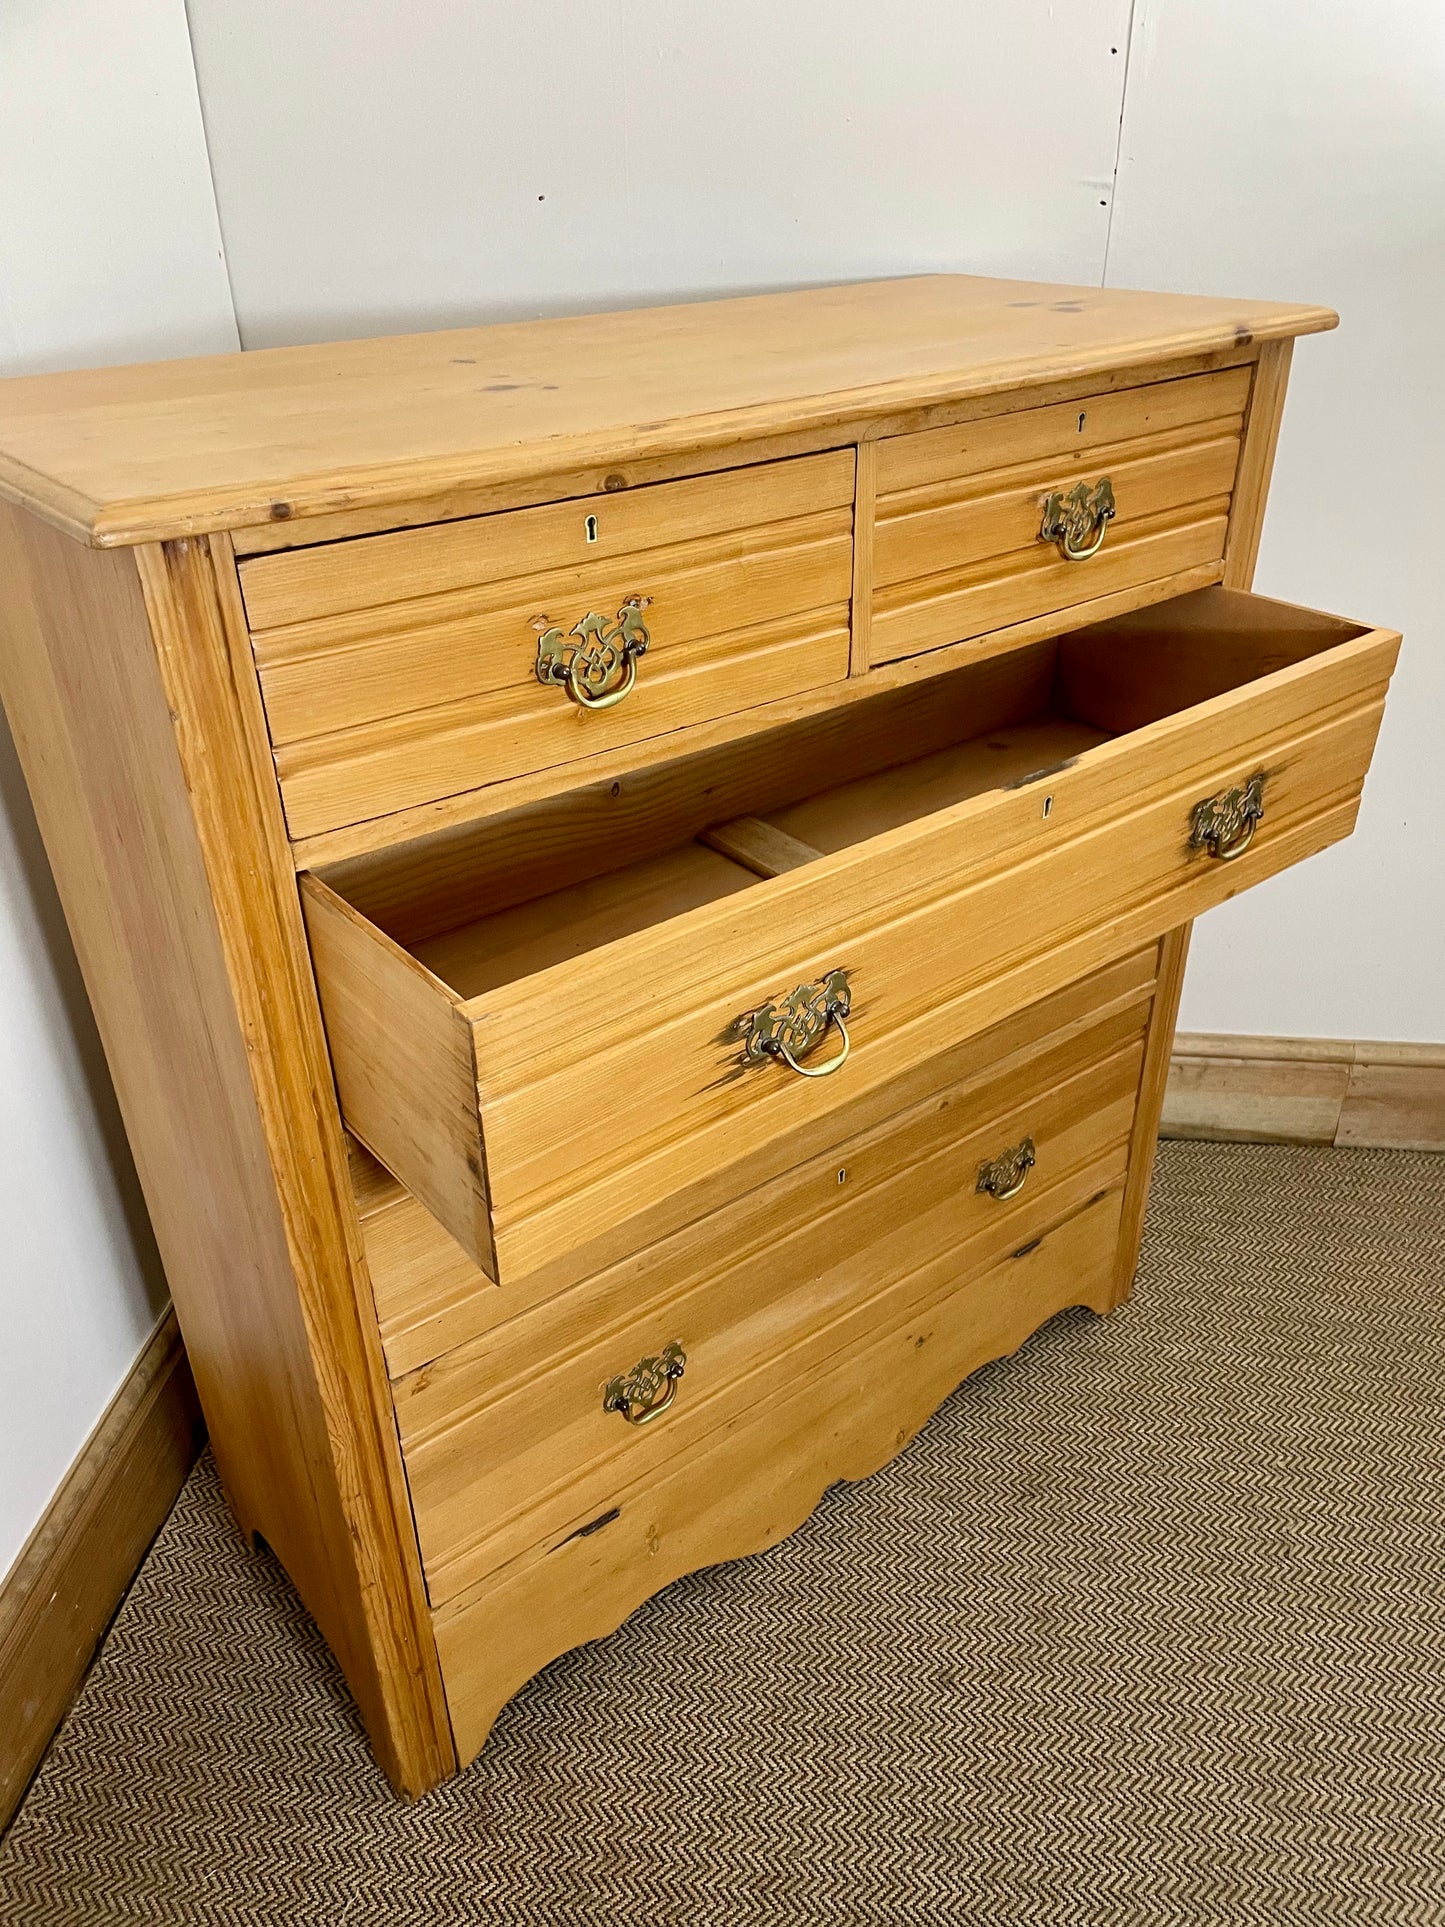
[1043,794,1054,819]
[1077,411,1087,433]
[584,513,599,543]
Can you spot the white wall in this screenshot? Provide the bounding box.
[1106,0,1445,1041]
[185,0,1134,344]
[4,0,1439,1567]
[0,0,238,1573]
[185,0,1443,1046]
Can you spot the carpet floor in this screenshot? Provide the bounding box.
[3,1141,1444,1925]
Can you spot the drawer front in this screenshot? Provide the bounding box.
[870,366,1250,664]
[303,589,1396,1294]
[356,945,1161,1376]
[433,1184,1123,1766]
[466,626,1390,1285]
[241,451,856,839]
[400,1020,1142,1605]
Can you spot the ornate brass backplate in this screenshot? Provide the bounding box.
[533,595,651,709]
[1039,476,1116,560]
[603,1340,687,1426]
[725,968,853,1076]
[1190,771,1266,861]
[976,1136,1036,1201]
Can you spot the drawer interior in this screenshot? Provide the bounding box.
[323,586,1371,994]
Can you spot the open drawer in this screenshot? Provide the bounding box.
[303,586,1398,1289]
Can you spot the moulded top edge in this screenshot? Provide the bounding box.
[0,275,1337,549]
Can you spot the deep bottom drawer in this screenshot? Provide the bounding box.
[432,1184,1122,1767]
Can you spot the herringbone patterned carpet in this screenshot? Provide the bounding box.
[3,1142,1444,1925]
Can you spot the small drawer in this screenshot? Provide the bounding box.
[239,450,856,839]
[395,1003,1145,1604]
[870,366,1251,664]
[303,584,1397,1297]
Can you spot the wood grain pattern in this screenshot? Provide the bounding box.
[1339,1048,1445,1151]
[873,365,1250,494]
[402,1035,1142,1604]
[873,431,1239,589]
[302,875,496,1279]
[224,345,1257,559]
[433,1186,1124,1767]
[316,644,1056,945]
[1112,925,1192,1304]
[849,437,876,672]
[468,694,1389,1294]
[292,560,1230,870]
[0,280,1388,1796]
[0,506,453,1796]
[274,613,851,842]
[1224,338,1294,590]
[239,450,855,631]
[254,527,850,746]
[242,450,856,842]
[697,814,823,878]
[869,510,1229,666]
[307,589,1394,1289]
[868,366,1248,663]
[0,1309,202,1832]
[359,949,1160,1374]
[0,277,1333,547]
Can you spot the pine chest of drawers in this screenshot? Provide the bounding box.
[0,277,1398,1793]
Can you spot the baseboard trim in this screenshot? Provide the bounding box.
[0,1306,203,1833]
[1164,1034,1445,1151]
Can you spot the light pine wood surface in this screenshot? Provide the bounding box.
[402,1036,1142,1605]
[356,949,1161,1375]
[308,588,1395,1290]
[433,1188,1124,1765]
[0,278,1397,1798]
[0,507,453,1796]
[0,277,1334,547]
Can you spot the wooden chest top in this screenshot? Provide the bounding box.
[0,275,1333,549]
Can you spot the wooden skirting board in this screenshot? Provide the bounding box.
[0,1306,204,1833]
[1164,1034,1445,1151]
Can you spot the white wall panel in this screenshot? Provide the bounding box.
[186,0,1134,345]
[0,0,238,1572]
[1106,0,1445,1041]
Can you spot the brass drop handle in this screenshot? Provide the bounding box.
[977,1137,1036,1201]
[1039,477,1116,561]
[769,1007,850,1078]
[727,968,854,1080]
[533,596,651,710]
[603,1341,686,1426]
[1190,772,1266,862]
